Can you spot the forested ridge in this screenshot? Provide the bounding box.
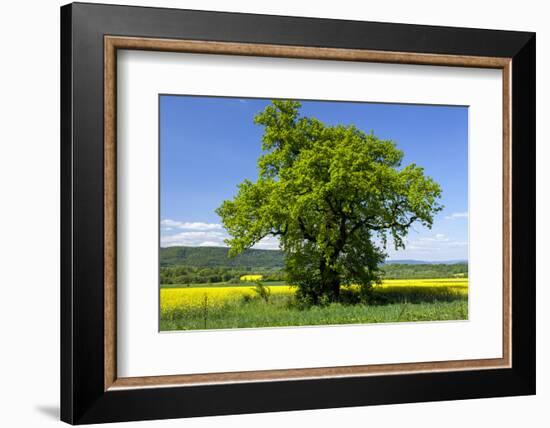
[160,246,467,285]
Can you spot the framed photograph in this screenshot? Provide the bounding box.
[61,2,535,424]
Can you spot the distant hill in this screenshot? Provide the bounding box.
[160,246,466,270]
[160,246,284,268]
[385,259,467,265]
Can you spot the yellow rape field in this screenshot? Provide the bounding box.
[374,278,468,299]
[160,278,468,312]
[161,285,294,311]
[377,278,468,292]
[239,274,264,282]
[379,278,468,287]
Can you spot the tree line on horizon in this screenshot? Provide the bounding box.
[160,263,468,286]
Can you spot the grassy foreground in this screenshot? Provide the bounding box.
[160,279,468,331]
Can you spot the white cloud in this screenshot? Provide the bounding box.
[412,236,466,248]
[198,241,225,247]
[162,219,467,259]
[383,232,467,261]
[445,212,468,220]
[161,219,223,231]
[160,218,282,250]
[253,235,281,250]
[160,219,181,228]
[162,217,466,260]
[161,230,227,247]
[416,233,448,242]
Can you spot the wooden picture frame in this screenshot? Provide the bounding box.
[61,2,535,424]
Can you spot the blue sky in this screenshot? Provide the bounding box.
[160,95,468,261]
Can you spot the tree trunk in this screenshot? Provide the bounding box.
[325,267,341,302]
[330,276,340,301]
[319,259,341,302]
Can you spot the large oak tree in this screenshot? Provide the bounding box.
[216,101,442,303]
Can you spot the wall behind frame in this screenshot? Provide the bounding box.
[0,1,545,427]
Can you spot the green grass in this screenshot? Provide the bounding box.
[160,292,468,331]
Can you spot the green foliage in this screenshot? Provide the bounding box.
[216,100,443,303]
[159,248,467,286]
[160,263,468,288]
[381,263,468,279]
[251,281,271,303]
[159,264,286,285]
